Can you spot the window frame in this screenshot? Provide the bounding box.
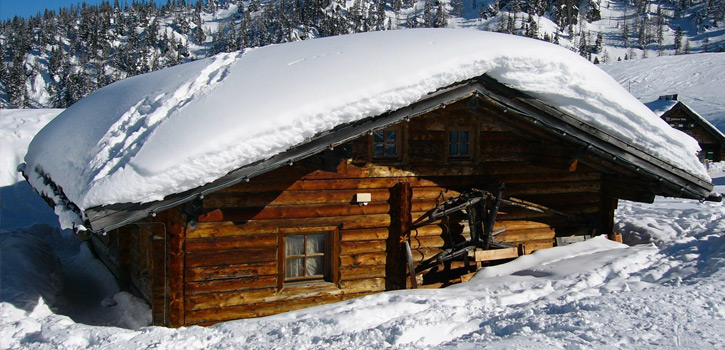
[369,126,404,162]
[278,226,339,289]
[445,127,477,163]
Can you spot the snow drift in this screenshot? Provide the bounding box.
[23,29,708,229]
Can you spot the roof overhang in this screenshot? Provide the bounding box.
[77,75,714,233]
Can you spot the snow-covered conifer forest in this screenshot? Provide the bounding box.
[0,0,724,109]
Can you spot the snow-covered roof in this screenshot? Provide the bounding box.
[23,29,710,230]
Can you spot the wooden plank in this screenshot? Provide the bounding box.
[198,202,392,222]
[185,247,277,268]
[164,209,186,328]
[340,228,389,242]
[185,275,278,295]
[203,188,392,208]
[185,292,373,325]
[185,288,277,311]
[473,247,519,261]
[188,214,391,238]
[185,233,277,252]
[338,264,387,280]
[185,262,277,282]
[386,181,412,291]
[496,228,556,243]
[339,252,387,268]
[340,240,387,255]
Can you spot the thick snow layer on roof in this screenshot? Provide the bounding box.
[24,29,708,213]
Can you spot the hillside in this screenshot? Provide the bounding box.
[1,0,724,109]
[601,52,725,132]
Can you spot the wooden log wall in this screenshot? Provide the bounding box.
[158,100,609,326]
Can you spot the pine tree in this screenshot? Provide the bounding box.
[423,0,435,27]
[433,3,447,28]
[193,11,206,44]
[674,25,683,54]
[450,0,464,17]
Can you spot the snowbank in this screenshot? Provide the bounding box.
[24,29,707,227]
[0,225,63,310]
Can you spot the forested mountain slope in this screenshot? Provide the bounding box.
[0,0,723,110]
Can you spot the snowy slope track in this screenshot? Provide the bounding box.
[23,29,707,231]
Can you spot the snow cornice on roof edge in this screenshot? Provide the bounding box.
[76,76,714,233]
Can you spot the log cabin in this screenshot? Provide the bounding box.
[22,29,716,327]
[648,95,725,162]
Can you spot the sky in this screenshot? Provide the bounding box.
[1,0,114,20]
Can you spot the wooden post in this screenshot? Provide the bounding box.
[165,209,187,327]
[386,181,412,290]
[403,241,417,289]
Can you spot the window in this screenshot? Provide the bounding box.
[372,129,398,159]
[279,227,338,287]
[448,130,471,159]
[285,233,326,280]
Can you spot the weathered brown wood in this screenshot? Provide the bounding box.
[496,228,556,243]
[199,202,392,222]
[188,214,391,238]
[338,264,386,280]
[185,275,278,295]
[340,228,389,242]
[185,233,277,251]
[165,209,186,328]
[473,247,519,261]
[386,181,412,290]
[185,247,277,267]
[185,262,277,282]
[339,252,387,268]
[185,292,372,324]
[340,240,387,255]
[204,188,392,208]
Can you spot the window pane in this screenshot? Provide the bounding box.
[373,130,384,142]
[306,256,325,276]
[460,144,469,156]
[449,144,458,156]
[460,131,469,143]
[285,257,304,278]
[306,234,325,254]
[286,235,304,256]
[385,130,396,142]
[385,143,396,156]
[449,131,458,142]
[373,143,384,157]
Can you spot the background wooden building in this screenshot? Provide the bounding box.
[83,77,714,327]
[650,95,725,162]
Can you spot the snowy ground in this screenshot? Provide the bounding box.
[2,112,725,349]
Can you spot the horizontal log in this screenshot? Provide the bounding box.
[473,247,519,261]
[185,288,277,311]
[340,240,387,255]
[185,292,374,325]
[185,233,277,252]
[203,188,392,208]
[339,252,387,268]
[496,228,555,243]
[185,247,277,268]
[338,264,386,281]
[339,277,385,292]
[185,262,277,282]
[199,202,392,222]
[189,214,390,238]
[340,228,389,242]
[185,275,277,295]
